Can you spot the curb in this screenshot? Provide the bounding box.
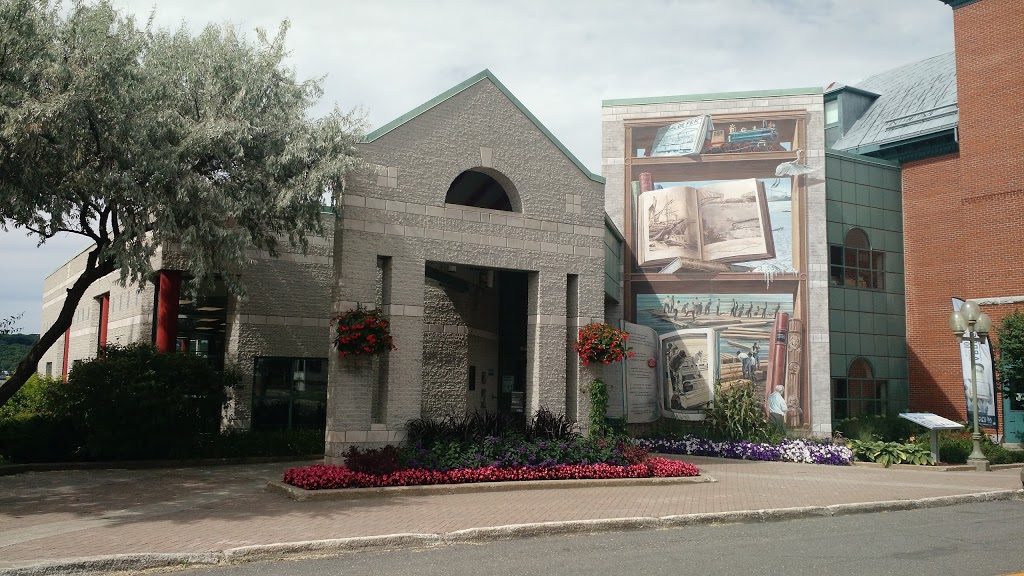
[266,475,716,501]
[0,456,324,477]
[851,461,1024,472]
[2,489,1021,575]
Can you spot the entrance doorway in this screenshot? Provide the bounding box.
[497,270,528,421]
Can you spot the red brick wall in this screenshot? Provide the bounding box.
[903,0,1024,432]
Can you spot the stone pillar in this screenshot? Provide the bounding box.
[525,270,567,417]
[326,248,377,463]
[325,252,424,463]
[384,256,425,432]
[575,273,607,436]
[155,270,181,353]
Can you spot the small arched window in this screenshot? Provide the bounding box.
[444,169,518,212]
[832,356,889,420]
[829,228,885,290]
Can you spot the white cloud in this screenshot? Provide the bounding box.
[0,0,953,333]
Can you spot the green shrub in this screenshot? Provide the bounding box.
[849,439,934,467]
[834,415,921,442]
[0,373,62,421]
[55,343,230,460]
[0,413,79,463]
[185,429,323,459]
[342,445,402,475]
[703,380,770,443]
[589,378,609,438]
[923,430,1024,465]
[404,408,577,448]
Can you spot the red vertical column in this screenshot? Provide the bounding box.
[97,294,110,350]
[155,271,182,353]
[61,327,70,381]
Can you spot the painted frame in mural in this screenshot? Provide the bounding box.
[622,108,816,431]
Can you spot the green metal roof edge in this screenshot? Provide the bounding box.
[604,214,624,242]
[939,0,982,8]
[825,149,900,169]
[824,85,880,99]
[602,86,823,107]
[846,128,957,158]
[362,69,605,185]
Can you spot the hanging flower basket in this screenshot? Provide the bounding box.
[575,322,634,366]
[332,307,396,357]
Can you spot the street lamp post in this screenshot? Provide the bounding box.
[948,300,992,472]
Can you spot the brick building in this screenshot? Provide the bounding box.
[829,0,1024,444]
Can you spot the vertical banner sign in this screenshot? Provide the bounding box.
[952,298,997,429]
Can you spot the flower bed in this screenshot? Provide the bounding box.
[638,436,853,466]
[283,458,699,490]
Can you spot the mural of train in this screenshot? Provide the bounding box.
[704,120,787,154]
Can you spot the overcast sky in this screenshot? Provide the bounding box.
[0,0,954,334]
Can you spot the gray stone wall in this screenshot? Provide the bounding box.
[39,247,157,378]
[327,78,606,460]
[223,220,335,429]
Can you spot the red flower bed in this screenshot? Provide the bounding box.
[283,458,699,490]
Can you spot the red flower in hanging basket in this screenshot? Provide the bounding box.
[332,307,396,357]
[574,322,634,366]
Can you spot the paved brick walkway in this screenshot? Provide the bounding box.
[0,457,1020,570]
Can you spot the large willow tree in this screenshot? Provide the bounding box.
[0,0,364,405]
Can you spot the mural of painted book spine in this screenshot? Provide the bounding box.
[636,178,775,268]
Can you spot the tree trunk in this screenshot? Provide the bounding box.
[0,248,114,407]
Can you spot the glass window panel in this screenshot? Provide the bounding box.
[872,271,885,290]
[825,100,840,125]
[830,266,844,286]
[857,249,870,269]
[858,270,871,288]
[830,245,844,266]
[872,251,885,271]
[846,266,858,286]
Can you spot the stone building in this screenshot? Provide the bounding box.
[38,70,618,446]
[324,71,609,460]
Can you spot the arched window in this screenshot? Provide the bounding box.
[832,356,889,420]
[829,228,885,290]
[444,169,519,212]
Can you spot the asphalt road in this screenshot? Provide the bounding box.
[170,500,1024,576]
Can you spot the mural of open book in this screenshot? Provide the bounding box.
[636,178,775,268]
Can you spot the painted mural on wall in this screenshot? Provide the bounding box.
[622,105,817,429]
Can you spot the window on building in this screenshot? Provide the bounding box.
[44,362,52,377]
[825,100,839,125]
[445,169,518,211]
[832,356,889,420]
[829,228,884,290]
[252,357,328,431]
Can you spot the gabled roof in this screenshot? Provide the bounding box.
[362,70,605,184]
[833,52,958,154]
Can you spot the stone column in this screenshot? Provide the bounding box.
[525,270,567,417]
[325,248,377,463]
[575,273,607,436]
[384,256,425,438]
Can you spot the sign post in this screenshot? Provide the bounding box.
[899,412,965,464]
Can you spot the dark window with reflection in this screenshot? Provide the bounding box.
[252,357,327,430]
[829,228,884,290]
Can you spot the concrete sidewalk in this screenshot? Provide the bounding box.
[0,456,1021,573]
